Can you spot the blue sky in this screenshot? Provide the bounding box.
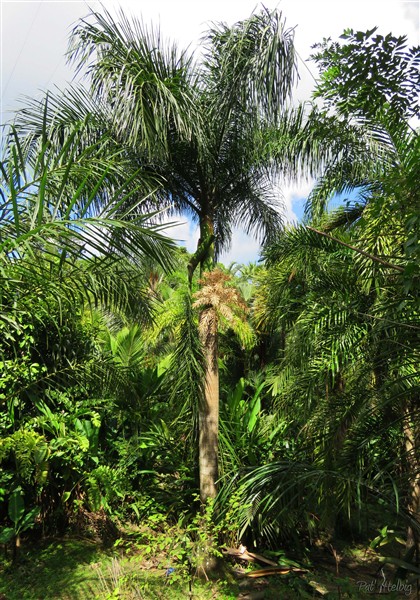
[172,193,314,266]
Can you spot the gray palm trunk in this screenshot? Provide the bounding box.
[198,305,219,501]
[194,213,219,502]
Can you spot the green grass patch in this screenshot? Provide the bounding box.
[0,536,238,599]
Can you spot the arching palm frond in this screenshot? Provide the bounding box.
[202,7,297,126]
[68,6,197,155]
[0,121,177,336]
[6,5,306,505]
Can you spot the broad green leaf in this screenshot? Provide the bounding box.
[8,490,25,525]
[246,383,264,433]
[228,378,245,417]
[19,507,40,533]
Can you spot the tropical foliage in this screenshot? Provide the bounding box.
[11,5,304,505]
[1,7,419,597]
[226,27,420,554]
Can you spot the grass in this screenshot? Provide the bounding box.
[0,532,416,599]
[0,536,238,599]
[0,538,105,600]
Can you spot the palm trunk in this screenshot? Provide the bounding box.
[197,213,219,503]
[404,403,420,556]
[199,307,219,502]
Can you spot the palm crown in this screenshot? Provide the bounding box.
[16,6,298,267]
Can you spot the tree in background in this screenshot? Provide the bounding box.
[225,29,420,553]
[310,28,420,553]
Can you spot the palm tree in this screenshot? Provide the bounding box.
[232,29,420,551]
[221,219,418,550]
[0,123,176,388]
[13,6,299,502]
[307,28,420,553]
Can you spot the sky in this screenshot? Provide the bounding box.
[1,0,419,264]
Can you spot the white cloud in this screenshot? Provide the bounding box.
[220,229,262,266]
[3,0,417,119]
[282,179,314,224]
[402,1,420,31]
[161,216,200,254]
[1,2,86,121]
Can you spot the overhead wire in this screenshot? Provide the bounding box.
[2,0,44,98]
[295,49,318,85]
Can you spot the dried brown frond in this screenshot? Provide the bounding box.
[193,269,248,328]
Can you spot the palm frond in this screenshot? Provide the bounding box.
[68,6,197,154]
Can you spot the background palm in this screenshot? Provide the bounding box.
[224,29,420,550]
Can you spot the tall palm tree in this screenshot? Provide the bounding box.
[13,6,299,502]
[307,29,420,553]
[233,29,420,550]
